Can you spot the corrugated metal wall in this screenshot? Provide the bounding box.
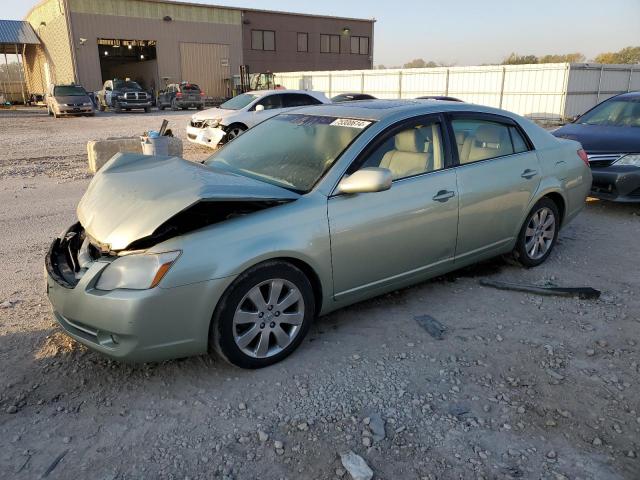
[565,64,640,118]
[24,0,76,93]
[277,63,640,121]
[70,12,242,92]
[180,43,230,98]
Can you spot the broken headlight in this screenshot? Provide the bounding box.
[95,251,181,291]
[204,119,221,128]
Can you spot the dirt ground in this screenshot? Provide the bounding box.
[0,108,638,480]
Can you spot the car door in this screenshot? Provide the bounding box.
[328,115,459,302]
[448,113,541,262]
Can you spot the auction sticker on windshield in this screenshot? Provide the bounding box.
[330,118,372,129]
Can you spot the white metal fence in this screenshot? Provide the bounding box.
[275,63,640,122]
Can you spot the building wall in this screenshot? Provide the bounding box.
[24,0,76,94]
[22,0,374,95]
[69,10,243,93]
[241,10,374,74]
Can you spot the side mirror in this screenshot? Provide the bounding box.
[255,104,265,112]
[336,167,393,195]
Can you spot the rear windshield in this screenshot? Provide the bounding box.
[220,93,259,110]
[114,80,142,90]
[54,86,86,96]
[205,114,372,192]
[578,98,640,127]
[180,84,200,91]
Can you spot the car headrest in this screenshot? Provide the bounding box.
[395,129,423,153]
[474,125,506,149]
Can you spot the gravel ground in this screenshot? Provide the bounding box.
[0,108,639,480]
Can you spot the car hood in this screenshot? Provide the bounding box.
[77,153,300,251]
[54,95,90,104]
[191,107,239,122]
[553,123,640,154]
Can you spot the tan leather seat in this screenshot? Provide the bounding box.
[459,124,511,164]
[380,129,430,179]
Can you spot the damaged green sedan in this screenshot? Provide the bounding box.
[45,101,591,368]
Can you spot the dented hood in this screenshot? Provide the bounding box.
[78,153,299,251]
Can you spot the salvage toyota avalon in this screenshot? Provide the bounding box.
[45,100,591,369]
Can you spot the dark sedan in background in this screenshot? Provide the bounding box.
[331,93,377,102]
[553,92,640,202]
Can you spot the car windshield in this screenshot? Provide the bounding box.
[219,93,259,110]
[204,114,372,192]
[578,98,640,127]
[54,86,86,96]
[114,80,142,90]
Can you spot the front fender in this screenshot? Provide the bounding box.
[152,194,333,304]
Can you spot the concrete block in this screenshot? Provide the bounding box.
[87,136,183,173]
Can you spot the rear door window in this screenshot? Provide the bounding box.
[451,118,530,165]
[282,94,323,108]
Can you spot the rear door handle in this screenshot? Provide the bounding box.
[521,169,538,179]
[432,190,456,202]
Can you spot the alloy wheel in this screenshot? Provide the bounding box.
[524,207,556,260]
[232,279,305,359]
[227,127,245,140]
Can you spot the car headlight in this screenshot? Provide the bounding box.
[83,102,93,106]
[117,95,125,99]
[615,154,640,167]
[96,251,181,291]
[205,119,221,128]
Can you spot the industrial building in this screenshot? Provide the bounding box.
[8,0,374,99]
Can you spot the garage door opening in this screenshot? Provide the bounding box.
[98,39,158,94]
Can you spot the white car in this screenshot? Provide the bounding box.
[186,90,329,148]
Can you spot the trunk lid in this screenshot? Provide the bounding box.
[77,153,300,251]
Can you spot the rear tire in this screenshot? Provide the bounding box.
[513,198,560,268]
[210,261,315,369]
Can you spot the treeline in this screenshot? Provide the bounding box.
[376,45,640,69]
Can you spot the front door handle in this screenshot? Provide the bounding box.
[432,190,456,202]
[521,169,538,179]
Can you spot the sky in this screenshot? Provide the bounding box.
[5,0,640,66]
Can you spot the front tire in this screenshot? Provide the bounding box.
[226,124,247,142]
[513,198,560,267]
[210,261,315,369]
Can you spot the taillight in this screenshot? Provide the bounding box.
[577,149,589,166]
[176,92,183,98]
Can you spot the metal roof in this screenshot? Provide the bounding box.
[0,20,40,46]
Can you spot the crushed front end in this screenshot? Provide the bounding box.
[44,223,221,362]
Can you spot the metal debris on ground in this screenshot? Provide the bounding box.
[42,449,69,477]
[479,279,601,300]
[414,314,447,339]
